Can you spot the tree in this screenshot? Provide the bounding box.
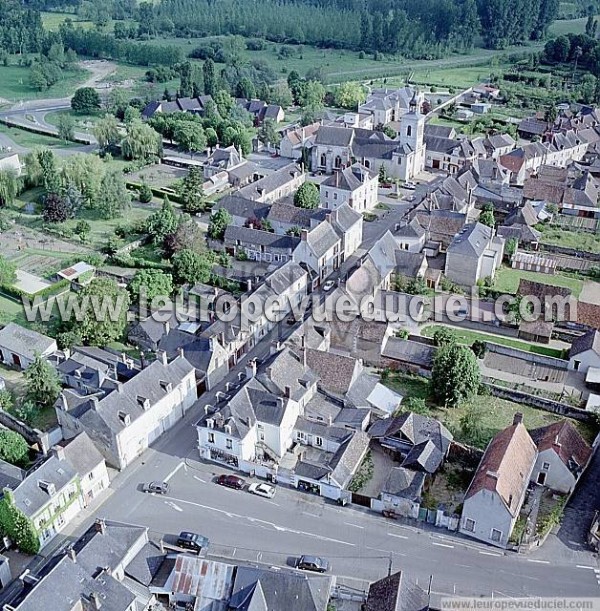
[76,277,130,346]
[75,220,91,242]
[138,183,153,203]
[163,215,204,258]
[61,153,106,208]
[71,87,101,113]
[96,170,131,219]
[146,197,179,245]
[56,113,75,142]
[24,354,61,409]
[172,249,212,285]
[208,208,232,240]
[0,431,28,465]
[56,330,82,350]
[174,121,206,157]
[334,82,367,110]
[258,119,281,148]
[178,167,205,214]
[299,80,325,111]
[107,87,130,118]
[471,340,487,359]
[129,269,173,302]
[294,182,319,209]
[505,237,518,259]
[29,64,48,91]
[432,326,456,347]
[431,344,480,407]
[459,403,487,447]
[400,396,429,415]
[214,89,234,117]
[269,82,293,108]
[203,58,216,95]
[94,114,121,153]
[0,255,16,286]
[42,192,71,224]
[121,120,161,162]
[0,495,40,554]
[479,209,495,228]
[0,170,18,207]
[123,105,141,124]
[235,77,256,100]
[205,127,218,150]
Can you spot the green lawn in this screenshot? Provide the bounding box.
[0,63,89,102]
[0,294,28,326]
[40,11,115,31]
[44,109,103,131]
[494,266,584,298]
[0,123,78,149]
[548,15,597,36]
[421,325,566,359]
[537,225,600,254]
[384,371,593,448]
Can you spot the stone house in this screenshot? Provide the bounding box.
[569,329,600,374]
[319,163,379,212]
[0,323,57,370]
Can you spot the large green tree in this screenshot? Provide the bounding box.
[0,170,18,207]
[431,344,481,407]
[56,113,75,143]
[208,208,232,240]
[24,355,62,409]
[0,431,28,466]
[294,182,319,209]
[96,170,131,219]
[71,87,101,113]
[147,197,179,245]
[174,121,206,157]
[94,114,121,153]
[172,249,212,285]
[0,255,17,286]
[121,120,161,162]
[129,269,174,302]
[178,167,205,214]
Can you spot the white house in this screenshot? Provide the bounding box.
[569,330,600,374]
[0,323,57,370]
[326,204,363,262]
[320,163,378,212]
[56,354,197,469]
[294,220,342,285]
[529,421,592,494]
[460,416,537,548]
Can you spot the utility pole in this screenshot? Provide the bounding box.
[388,552,393,576]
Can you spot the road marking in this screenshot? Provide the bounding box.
[164,461,185,483]
[479,551,502,557]
[164,501,183,512]
[576,565,595,570]
[343,522,364,529]
[302,511,320,518]
[264,500,280,507]
[388,533,408,540]
[526,559,549,564]
[193,475,207,484]
[431,542,454,549]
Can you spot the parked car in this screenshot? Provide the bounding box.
[176,531,210,553]
[296,555,330,573]
[216,474,246,490]
[248,483,276,498]
[322,280,335,292]
[142,481,169,495]
[404,181,417,190]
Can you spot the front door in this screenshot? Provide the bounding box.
[11,354,21,368]
[537,472,546,485]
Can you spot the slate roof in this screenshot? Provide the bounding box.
[304,220,340,257]
[0,459,25,491]
[215,194,269,220]
[381,337,435,368]
[504,202,539,227]
[395,218,426,240]
[330,202,362,235]
[229,565,332,611]
[238,163,303,200]
[569,329,600,357]
[267,202,314,228]
[401,440,444,473]
[366,571,429,611]
[0,322,56,360]
[424,124,456,139]
[321,163,376,191]
[60,432,105,477]
[465,422,537,517]
[225,225,301,253]
[447,222,492,258]
[206,145,242,169]
[529,420,592,472]
[305,349,360,394]
[314,125,354,146]
[382,467,426,502]
[394,251,426,279]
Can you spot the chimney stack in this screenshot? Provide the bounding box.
[94,519,107,535]
[300,229,309,242]
[89,592,102,610]
[52,445,65,462]
[245,358,257,380]
[67,547,76,563]
[163,320,170,335]
[513,412,524,426]
[158,350,168,366]
[284,385,291,399]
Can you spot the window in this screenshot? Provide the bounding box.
[542,462,550,470]
[88,472,94,481]
[297,431,306,441]
[325,190,329,197]
[364,159,370,168]
[573,360,580,371]
[464,518,475,532]
[333,193,337,200]
[259,432,265,441]
[490,528,502,543]
[334,156,342,169]
[226,439,233,450]
[406,125,412,137]
[315,436,323,447]
[208,432,215,444]
[320,154,326,167]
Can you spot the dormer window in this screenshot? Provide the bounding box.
[159,380,173,393]
[137,396,150,410]
[118,411,131,426]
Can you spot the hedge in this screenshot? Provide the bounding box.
[125,180,184,205]
[0,278,70,302]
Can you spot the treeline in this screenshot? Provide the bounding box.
[0,0,45,54]
[544,33,600,75]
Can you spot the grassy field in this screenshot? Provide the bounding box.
[538,225,600,254]
[0,63,88,102]
[0,294,28,326]
[548,15,594,36]
[45,109,103,130]
[383,371,583,448]
[0,123,77,150]
[40,11,111,31]
[421,325,565,359]
[494,266,584,298]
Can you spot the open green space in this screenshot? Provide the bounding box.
[0,123,78,150]
[421,325,566,359]
[537,225,600,254]
[493,266,584,298]
[0,294,28,326]
[384,371,592,448]
[548,15,596,36]
[44,109,103,131]
[0,63,88,102]
[40,11,113,32]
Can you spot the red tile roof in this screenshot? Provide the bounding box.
[529,421,592,469]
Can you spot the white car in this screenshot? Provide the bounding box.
[322,280,335,292]
[248,483,276,498]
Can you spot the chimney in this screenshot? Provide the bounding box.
[513,412,524,426]
[140,351,146,369]
[163,320,170,334]
[158,350,168,366]
[67,547,76,562]
[52,445,65,461]
[328,415,333,426]
[89,592,102,610]
[94,519,107,535]
[270,341,282,355]
[325,212,332,224]
[245,358,257,379]
[553,435,562,448]
[300,229,309,242]
[115,382,123,394]
[178,347,185,359]
[284,386,291,399]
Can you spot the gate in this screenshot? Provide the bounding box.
[351,492,372,508]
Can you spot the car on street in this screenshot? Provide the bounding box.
[322,280,335,292]
[248,482,276,498]
[142,481,170,495]
[216,474,246,490]
[404,181,417,190]
[286,315,296,325]
[296,555,330,573]
[176,531,210,553]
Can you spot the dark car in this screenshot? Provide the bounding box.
[297,555,330,573]
[142,481,169,494]
[216,474,246,490]
[176,531,210,552]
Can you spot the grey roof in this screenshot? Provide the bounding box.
[314,125,354,147]
[10,455,78,518]
[570,329,600,357]
[238,163,302,200]
[224,225,300,253]
[13,555,135,611]
[401,440,444,473]
[381,337,435,368]
[0,323,56,360]
[395,218,426,240]
[215,194,270,220]
[207,145,242,168]
[267,202,314,228]
[424,135,463,154]
[447,222,492,258]
[229,565,332,611]
[295,417,354,444]
[394,251,425,278]
[330,202,362,235]
[382,467,426,501]
[61,432,105,477]
[366,570,430,611]
[124,541,165,586]
[265,261,306,294]
[424,124,456,139]
[0,459,25,490]
[305,220,340,257]
[321,163,376,191]
[306,349,359,394]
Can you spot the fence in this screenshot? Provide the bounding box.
[0,411,61,454]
